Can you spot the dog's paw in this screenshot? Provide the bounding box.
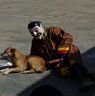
[21,70,35,74]
[2,71,9,75]
[0,68,9,72]
[0,68,10,74]
[2,70,10,75]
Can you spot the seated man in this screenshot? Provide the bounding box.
[28,21,95,90]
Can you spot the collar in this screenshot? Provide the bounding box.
[43,32,47,39]
[42,27,48,39]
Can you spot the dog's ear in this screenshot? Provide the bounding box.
[10,48,16,53]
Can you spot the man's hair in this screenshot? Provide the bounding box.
[28,21,42,29]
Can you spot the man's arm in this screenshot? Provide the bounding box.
[49,27,73,59]
[59,32,73,47]
[48,26,73,46]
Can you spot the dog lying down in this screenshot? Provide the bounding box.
[0,47,46,75]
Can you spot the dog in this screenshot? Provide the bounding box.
[0,47,45,75]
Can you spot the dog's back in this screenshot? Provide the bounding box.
[28,55,45,72]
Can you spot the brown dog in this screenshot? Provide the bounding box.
[0,47,45,75]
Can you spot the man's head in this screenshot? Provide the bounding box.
[28,21,45,39]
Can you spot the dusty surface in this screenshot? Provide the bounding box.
[0,0,95,96]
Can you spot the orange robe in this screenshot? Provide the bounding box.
[30,27,88,77]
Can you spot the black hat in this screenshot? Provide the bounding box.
[28,21,42,29]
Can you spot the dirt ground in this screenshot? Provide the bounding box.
[0,0,95,96]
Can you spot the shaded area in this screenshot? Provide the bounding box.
[17,72,54,96]
[82,47,95,72]
[82,47,95,57]
[30,85,63,96]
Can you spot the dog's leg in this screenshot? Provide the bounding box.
[3,67,21,75]
[0,68,10,72]
[36,69,44,73]
[22,69,35,74]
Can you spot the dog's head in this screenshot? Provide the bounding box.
[1,47,16,58]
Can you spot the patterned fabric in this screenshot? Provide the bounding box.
[56,46,70,77]
[57,46,69,59]
[55,44,84,77]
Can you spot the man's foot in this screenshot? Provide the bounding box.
[80,79,95,92]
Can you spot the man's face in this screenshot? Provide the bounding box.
[29,25,45,39]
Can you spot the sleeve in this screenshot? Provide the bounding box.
[48,26,73,59]
[48,26,73,47]
[57,32,73,59]
[59,32,73,47]
[48,26,64,40]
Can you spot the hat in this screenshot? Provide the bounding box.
[28,21,42,29]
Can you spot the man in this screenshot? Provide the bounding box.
[28,21,95,91]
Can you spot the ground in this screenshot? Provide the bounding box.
[0,0,95,96]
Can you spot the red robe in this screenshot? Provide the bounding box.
[30,27,73,60]
[30,26,87,77]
